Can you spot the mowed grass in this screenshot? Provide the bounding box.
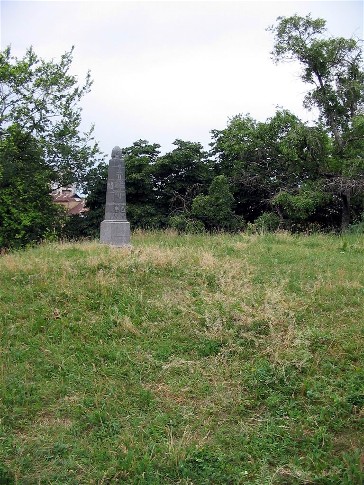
[0,230,363,484]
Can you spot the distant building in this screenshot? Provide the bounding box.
[51,185,88,216]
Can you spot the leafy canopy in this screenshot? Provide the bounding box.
[268,14,364,149]
[0,46,101,184]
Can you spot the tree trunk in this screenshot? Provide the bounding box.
[340,192,351,231]
[314,72,343,151]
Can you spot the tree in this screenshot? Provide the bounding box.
[210,114,269,220]
[268,15,364,229]
[0,46,101,185]
[268,14,364,150]
[123,140,163,228]
[272,182,334,231]
[0,125,64,249]
[191,175,243,231]
[153,139,212,220]
[210,110,330,222]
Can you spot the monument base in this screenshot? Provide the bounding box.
[100,220,131,247]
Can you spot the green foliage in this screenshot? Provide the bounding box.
[273,184,330,221]
[210,110,330,222]
[0,46,103,248]
[254,212,281,233]
[127,203,166,230]
[268,14,364,148]
[81,162,108,237]
[168,214,205,234]
[84,162,108,211]
[81,141,167,233]
[167,214,188,233]
[341,114,364,176]
[79,139,212,236]
[347,213,364,234]
[192,175,244,231]
[153,139,212,217]
[60,214,90,241]
[0,46,102,185]
[0,125,64,249]
[184,218,206,234]
[268,15,364,230]
[124,140,163,228]
[124,140,160,195]
[50,15,363,239]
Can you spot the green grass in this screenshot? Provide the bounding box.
[0,230,363,484]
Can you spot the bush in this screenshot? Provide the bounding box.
[185,219,205,234]
[254,212,281,233]
[347,214,364,234]
[168,214,205,234]
[191,175,244,232]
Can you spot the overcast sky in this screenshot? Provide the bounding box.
[1,1,363,158]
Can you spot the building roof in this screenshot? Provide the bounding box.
[51,188,88,215]
[68,200,88,215]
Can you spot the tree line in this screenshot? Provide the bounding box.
[1,14,363,249]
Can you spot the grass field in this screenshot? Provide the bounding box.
[0,231,363,484]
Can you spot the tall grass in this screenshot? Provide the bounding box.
[0,231,363,483]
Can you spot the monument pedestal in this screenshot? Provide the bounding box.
[100,220,130,247]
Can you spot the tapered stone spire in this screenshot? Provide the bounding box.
[100,146,130,246]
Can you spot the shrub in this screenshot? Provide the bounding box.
[347,213,364,234]
[168,214,205,234]
[254,212,281,233]
[191,175,244,232]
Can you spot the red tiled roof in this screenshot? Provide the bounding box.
[68,201,88,215]
[52,193,88,215]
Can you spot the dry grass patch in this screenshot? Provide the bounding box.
[197,251,219,270]
[35,415,73,430]
[110,312,142,337]
[136,245,188,268]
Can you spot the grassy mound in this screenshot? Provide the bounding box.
[0,231,363,483]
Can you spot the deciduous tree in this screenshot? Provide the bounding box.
[153,139,212,219]
[0,125,64,249]
[210,110,330,222]
[123,140,163,228]
[268,15,364,229]
[191,175,243,231]
[268,14,364,150]
[0,46,101,184]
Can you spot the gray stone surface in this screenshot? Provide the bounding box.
[100,146,131,246]
[100,220,130,246]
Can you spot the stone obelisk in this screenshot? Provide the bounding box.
[100,146,130,246]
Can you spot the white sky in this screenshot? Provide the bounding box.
[1,1,363,158]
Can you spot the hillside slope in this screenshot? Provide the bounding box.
[0,231,363,483]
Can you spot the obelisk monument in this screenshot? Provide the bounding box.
[100,146,130,246]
